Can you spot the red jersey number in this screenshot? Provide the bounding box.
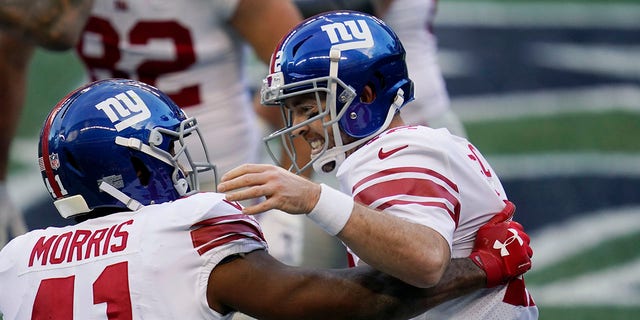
[32,261,133,320]
[467,144,492,178]
[76,17,201,108]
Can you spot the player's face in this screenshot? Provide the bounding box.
[283,93,354,158]
[284,93,331,158]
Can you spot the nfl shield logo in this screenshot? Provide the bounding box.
[49,153,60,170]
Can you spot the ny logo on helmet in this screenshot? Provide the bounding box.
[95,90,151,131]
[321,19,374,51]
[492,228,524,257]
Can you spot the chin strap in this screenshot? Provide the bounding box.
[99,181,143,211]
[115,136,172,165]
[115,135,189,196]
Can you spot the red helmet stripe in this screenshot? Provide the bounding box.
[269,31,290,74]
[41,88,81,198]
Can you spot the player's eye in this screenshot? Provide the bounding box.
[292,104,317,119]
[303,106,319,118]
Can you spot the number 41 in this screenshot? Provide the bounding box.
[32,261,132,319]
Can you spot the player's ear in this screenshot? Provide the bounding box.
[360,84,376,103]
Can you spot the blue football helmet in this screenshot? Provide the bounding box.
[261,10,413,174]
[38,79,216,219]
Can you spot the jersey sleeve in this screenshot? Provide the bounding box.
[164,193,269,317]
[187,194,268,267]
[190,212,267,264]
[0,238,23,318]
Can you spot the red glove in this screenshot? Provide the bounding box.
[469,201,533,288]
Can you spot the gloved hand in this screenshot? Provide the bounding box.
[469,201,533,288]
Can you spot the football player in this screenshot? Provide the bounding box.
[219,11,538,319]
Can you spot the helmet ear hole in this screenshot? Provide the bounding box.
[361,83,376,103]
[64,150,84,176]
[373,71,385,89]
[131,156,150,186]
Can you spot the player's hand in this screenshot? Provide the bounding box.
[469,201,533,288]
[217,163,321,215]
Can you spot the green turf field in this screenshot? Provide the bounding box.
[467,112,640,154]
[19,50,85,139]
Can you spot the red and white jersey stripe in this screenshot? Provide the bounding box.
[337,125,537,319]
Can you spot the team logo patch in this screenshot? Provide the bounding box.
[493,228,524,256]
[378,145,408,160]
[95,90,151,131]
[49,153,60,170]
[321,19,374,51]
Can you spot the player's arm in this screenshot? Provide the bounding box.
[230,0,314,177]
[0,32,34,181]
[229,0,302,64]
[209,211,532,320]
[208,250,483,320]
[0,0,93,50]
[218,164,448,287]
[340,200,451,288]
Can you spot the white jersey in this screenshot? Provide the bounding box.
[337,125,538,319]
[383,0,466,137]
[0,193,266,319]
[75,0,260,177]
[75,0,303,266]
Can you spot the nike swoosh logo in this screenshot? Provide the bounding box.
[378,145,409,160]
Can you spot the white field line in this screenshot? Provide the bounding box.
[527,206,640,306]
[528,42,640,81]
[529,257,640,306]
[450,84,640,122]
[487,153,640,179]
[437,2,640,29]
[529,206,640,270]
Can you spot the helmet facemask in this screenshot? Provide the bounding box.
[84,115,217,215]
[260,11,414,175]
[262,50,359,174]
[147,116,217,196]
[261,50,406,175]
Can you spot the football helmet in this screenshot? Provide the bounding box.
[38,79,216,219]
[261,10,413,174]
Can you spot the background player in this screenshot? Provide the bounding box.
[377,0,467,136]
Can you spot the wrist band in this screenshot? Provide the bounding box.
[307,183,354,236]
